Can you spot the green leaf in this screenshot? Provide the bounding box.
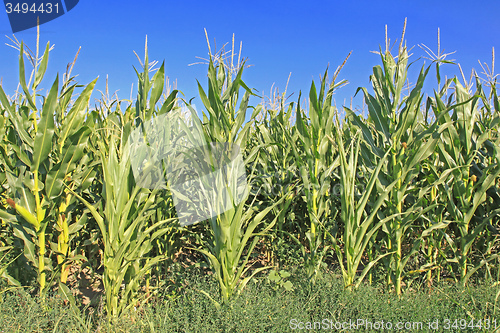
[159,90,178,115]
[149,62,165,110]
[279,270,291,279]
[282,280,293,291]
[32,76,58,171]
[34,42,50,89]
[59,78,97,150]
[45,127,91,199]
[18,43,36,110]
[11,223,37,266]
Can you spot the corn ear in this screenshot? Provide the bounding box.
[6,198,40,231]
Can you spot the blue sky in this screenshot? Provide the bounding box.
[0,0,499,114]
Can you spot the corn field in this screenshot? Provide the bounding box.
[0,25,499,320]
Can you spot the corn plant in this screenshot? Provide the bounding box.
[474,74,500,281]
[345,27,454,293]
[183,39,288,304]
[333,124,396,290]
[66,42,181,318]
[68,138,175,318]
[429,77,500,286]
[411,39,458,287]
[0,39,96,294]
[252,101,299,266]
[284,62,349,282]
[417,155,450,287]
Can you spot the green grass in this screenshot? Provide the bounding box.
[0,267,498,332]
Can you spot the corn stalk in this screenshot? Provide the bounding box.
[0,40,95,294]
[430,77,500,287]
[345,27,451,293]
[252,102,299,266]
[285,63,348,282]
[68,138,175,318]
[187,42,288,304]
[333,126,395,290]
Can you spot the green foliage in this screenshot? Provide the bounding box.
[267,269,294,291]
[189,45,288,305]
[0,39,96,296]
[0,25,499,325]
[1,271,498,332]
[283,63,348,282]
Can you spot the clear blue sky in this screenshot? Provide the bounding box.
[0,0,499,114]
